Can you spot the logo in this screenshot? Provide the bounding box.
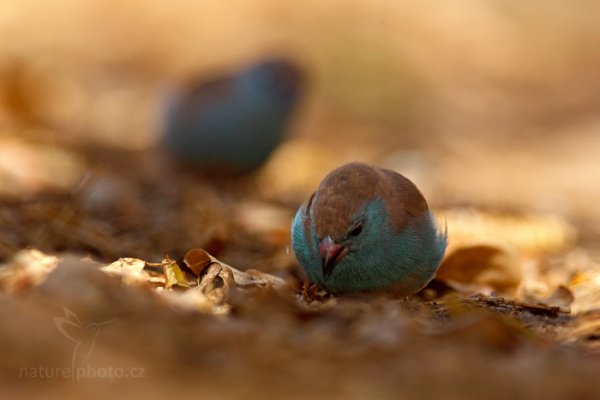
[19,307,145,380]
[54,307,114,374]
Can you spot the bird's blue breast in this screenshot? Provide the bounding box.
[291,206,321,283]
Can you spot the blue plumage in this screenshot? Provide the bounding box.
[162,59,303,173]
[291,162,447,295]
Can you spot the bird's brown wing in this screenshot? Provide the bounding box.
[379,167,429,232]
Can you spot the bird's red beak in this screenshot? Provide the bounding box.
[319,236,348,278]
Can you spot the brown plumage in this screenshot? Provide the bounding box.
[311,162,429,238]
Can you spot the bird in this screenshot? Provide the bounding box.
[291,162,447,295]
[162,58,304,174]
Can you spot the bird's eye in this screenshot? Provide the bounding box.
[349,224,363,237]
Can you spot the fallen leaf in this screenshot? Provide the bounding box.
[568,263,600,314]
[183,248,213,276]
[537,285,574,309]
[437,242,522,296]
[163,258,190,289]
[184,248,288,292]
[197,263,233,306]
[0,248,60,292]
[438,208,576,254]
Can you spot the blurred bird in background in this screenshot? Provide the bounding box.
[162,58,305,174]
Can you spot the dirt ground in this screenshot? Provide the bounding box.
[1,1,600,399]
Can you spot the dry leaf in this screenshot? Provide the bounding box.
[0,248,60,292]
[197,263,234,306]
[160,249,288,314]
[184,248,288,292]
[163,258,190,289]
[183,248,213,276]
[438,208,576,254]
[568,264,600,314]
[437,242,522,295]
[537,285,574,309]
[100,257,149,284]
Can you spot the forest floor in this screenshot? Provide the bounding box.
[2,1,600,398]
[1,121,600,399]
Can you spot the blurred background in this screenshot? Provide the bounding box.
[0,0,599,268]
[2,2,600,399]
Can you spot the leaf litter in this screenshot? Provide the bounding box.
[2,3,600,396]
[1,143,600,400]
